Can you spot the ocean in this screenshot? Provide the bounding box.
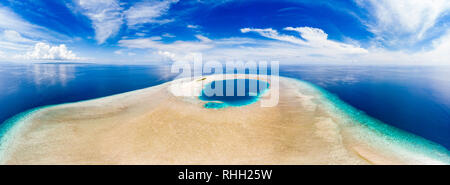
[0,62,449,149]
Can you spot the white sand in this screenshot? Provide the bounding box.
[0,74,448,164]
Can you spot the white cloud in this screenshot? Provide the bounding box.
[355,0,450,47]
[0,6,67,41]
[114,49,123,55]
[0,30,35,51]
[285,27,368,54]
[157,50,177,60]
[241,27,367,54]
[118,30,369,64]
[162,33,175,38]
[285,27,328,42]
[135,32,146,37]
[73,0,178,44]
[427,31,450,59]
[118,36,213,52]
[0,6,74,60]
[116,23,450,65]
[1,30,35,43]
[118,32,450,65]
[0,6,42,39]
[119,34,214,61]
[241,28,307,45]
[113,49,136,56]
[124,0,177,27]
[187,24,199,29]
[20,42,79,60]
[75,0,123,44]
[195,34,212,42]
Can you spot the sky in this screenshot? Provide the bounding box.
[0,0,449,65]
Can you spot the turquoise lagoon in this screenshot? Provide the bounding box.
[199,79,269,109]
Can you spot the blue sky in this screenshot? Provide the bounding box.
[0,0,449,64]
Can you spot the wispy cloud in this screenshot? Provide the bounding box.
[2,0,449,64]
[187,24,199,29]
[1,30,35,43]
[74,0,123,44]
[0,6,72,60]
[118,35,213,61]
[118,28,369,64]
[125,0,178,27]
[241,27,367,54]
[0,5,68,40]
[162,33,175,38]
[355,0,450,48]
[0,30,34,51]
[72,0,178,44]
[118,33,224,62]
[241,28,307,45]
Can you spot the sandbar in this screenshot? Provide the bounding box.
[0,74,449,164]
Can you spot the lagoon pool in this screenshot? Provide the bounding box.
[199,79,269,108]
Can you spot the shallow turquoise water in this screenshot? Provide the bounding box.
[199,79,269,108]
[0,63,449,159]
[1,75,449,163]
[296,79,450,163]
[281,65,450,150]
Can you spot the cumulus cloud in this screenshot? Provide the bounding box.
[75,0,123,44]
[125,0,177,27]
[0,6,76,61]
[157,50,177,60]
[21,42,79,60]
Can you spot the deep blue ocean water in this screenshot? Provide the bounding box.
[0,63,449,149]
[280,65,450,149]
[0,63,177,127]
[199,79,269,108]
